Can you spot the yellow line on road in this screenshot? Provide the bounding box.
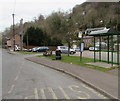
[68,85,80,92]
[24,95,34,99]
[24,97,28,99]
[77,96,88,99]
[68,85,90,99]
[59,86,70,99]
[48,87,57,99]
[34,88,39,99]
[81,84,107,99]
[41,89,46,99]
[8,85,15,94]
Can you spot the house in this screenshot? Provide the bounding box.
[7,33,21,49]
[83,36,94,48]
[71,27,107,49]
[82,27,107,49]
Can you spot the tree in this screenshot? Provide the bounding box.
[64,31,77,56]
[23,27,46,46]
[23,26,63,46]
[44,12,71,39]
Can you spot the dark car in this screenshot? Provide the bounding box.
[36,47,49,52]
[27,49,32,52]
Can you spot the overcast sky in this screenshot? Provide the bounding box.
[0,0,87,32]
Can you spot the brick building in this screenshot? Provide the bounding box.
[7,34,21,49]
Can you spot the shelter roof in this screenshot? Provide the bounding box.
[89,28,119,36]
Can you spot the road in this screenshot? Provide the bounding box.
[0,48,2,100]
[2,49,108,99]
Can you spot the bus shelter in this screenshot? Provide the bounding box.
[89,28,120,66]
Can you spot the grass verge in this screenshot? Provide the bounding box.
[16,51,40,54]
[39,55,112,72]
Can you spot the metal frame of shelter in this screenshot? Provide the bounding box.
[89,28,120,66]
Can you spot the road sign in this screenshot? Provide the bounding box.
[80,42,84,52]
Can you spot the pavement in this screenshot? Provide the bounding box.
[86,62,117,69]
[26,56,119,100]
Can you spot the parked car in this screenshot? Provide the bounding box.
[26,49,32,52]
[22,48,28,51]
[32,47,49,52]
[95,42,107,48]
[89,47,99,51]
[15,45,21,51]
[56,46,76,54]
[74,48,80,52]
[36,47,49,52]
[32,47,38,52]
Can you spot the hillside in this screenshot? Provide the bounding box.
[71,2,120,30]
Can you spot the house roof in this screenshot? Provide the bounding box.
[89,28,119,36]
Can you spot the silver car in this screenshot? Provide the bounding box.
[56,46,76,54]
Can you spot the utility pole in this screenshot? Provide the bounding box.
[19,18,23,51]
[12,14,15,51]
[27,33,29,49]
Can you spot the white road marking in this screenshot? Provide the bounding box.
[14,76,18,81]
[8,85,15,94]
[14,61,24,81]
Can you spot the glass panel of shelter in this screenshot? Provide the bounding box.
[94,35,120,65]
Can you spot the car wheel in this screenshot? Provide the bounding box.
[70,51,74,55]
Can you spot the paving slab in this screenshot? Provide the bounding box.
[86,62,112,68]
